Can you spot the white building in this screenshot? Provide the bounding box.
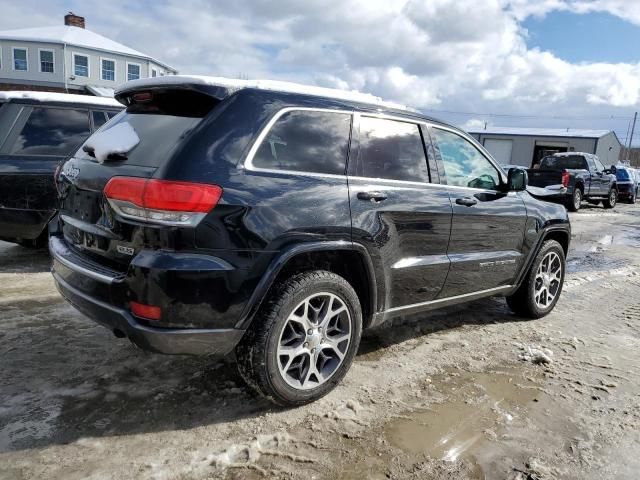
[0,13,177,97]
[469,127,622,168]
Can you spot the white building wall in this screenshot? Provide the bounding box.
[0,39,175,92]
[472,133,598,167]
[595,132,621,166]
[0,39,65,86]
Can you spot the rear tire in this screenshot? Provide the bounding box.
[603,188,617,209]
[506,240,565,319]
[566,188,582,212]
[236,270,362,406]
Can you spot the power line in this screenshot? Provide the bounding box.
[422,108,634,120]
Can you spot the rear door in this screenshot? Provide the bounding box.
[429,126,527,298]
[0,104,91,239]
[347,114,452,311]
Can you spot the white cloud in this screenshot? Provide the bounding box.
[1,0,639,137]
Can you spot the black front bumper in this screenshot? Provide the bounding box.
[50,236,245,356]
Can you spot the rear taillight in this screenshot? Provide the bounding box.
[561,170,570,188]
[104,177,222,226]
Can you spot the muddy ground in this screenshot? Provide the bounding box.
[1,203,639,480]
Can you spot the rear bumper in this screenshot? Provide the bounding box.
[617,184,635,198]
[50,235,246,355]
[0,207,54,241]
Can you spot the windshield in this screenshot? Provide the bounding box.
[616,169,630,181]
[540,155,587,170]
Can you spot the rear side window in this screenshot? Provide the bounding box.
[616,169,630,181]
[540,155,587,170]
[9,107,90,156]
[92,110,108,130]
[252,110,351,175]
[353,117,429,183]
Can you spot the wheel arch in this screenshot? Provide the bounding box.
[236,242,377,330]
[512,226,570,291]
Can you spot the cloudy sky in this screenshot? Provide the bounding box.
[2,0,640,144]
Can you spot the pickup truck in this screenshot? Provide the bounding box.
[527,152,618,211]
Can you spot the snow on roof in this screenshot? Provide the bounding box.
[469,126,613,139]
[0,91,122,108]
[116,75,416,111]
[0,25,175,71]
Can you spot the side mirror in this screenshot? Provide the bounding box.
[507,168,528,191]
[610,165,617,174]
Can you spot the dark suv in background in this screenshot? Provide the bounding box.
[0,92,122,247]
[50,77,570,405]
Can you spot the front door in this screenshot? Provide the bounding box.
[430,126,527,298]
[348,115,452,311]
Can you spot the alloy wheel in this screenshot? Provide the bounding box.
[534,252,562,309]
[574,189,582,210]
[276,292,351,390]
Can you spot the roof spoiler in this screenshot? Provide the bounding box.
[114,82,232,107]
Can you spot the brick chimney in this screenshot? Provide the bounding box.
[64,12,85,29]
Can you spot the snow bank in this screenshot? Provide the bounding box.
[116,75,415,111]
[0,91,122,108]
[84,122,140,163]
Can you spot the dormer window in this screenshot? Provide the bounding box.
[73,54,89,77]
[13,48,28,71]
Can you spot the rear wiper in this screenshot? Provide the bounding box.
[82,145,95,158]
[106,152,128,161]
[82,145,127,161]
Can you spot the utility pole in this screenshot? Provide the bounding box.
[627,112,637,160]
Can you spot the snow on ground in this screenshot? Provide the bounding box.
[1,203,640,479]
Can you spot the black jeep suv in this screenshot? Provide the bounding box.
[0,91,122,247]
[50,77,570,406]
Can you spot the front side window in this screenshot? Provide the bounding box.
[9,107,90,156]
[13,48,27,71]
[594,157,606,172]
[616,169,630,181]
[432,127,501,190]
[127,63,140,81]
[39,50,54,73]
[74,54,88,77]
[101,59,115,81]
[355,117,429,183]
[252,110,351,175]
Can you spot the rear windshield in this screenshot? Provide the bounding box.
[75,90,218,167]
[540,155,587,170]
[616,169,630,181]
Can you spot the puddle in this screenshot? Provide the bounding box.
[386,369,539,465]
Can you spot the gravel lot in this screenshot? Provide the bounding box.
[1,203,639,480]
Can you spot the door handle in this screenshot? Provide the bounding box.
[357,191,388,202]
[455,197,478,207]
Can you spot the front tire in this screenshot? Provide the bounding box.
[566,188,582,212]
[603,188,617,209]
[506,240,565,319]
[236,270,362,406]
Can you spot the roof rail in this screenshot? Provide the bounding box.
[116,75,417,112]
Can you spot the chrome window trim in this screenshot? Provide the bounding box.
[242,106,510,195]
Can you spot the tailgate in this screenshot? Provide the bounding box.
[55,88,220,271]
[527,169,563,188]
